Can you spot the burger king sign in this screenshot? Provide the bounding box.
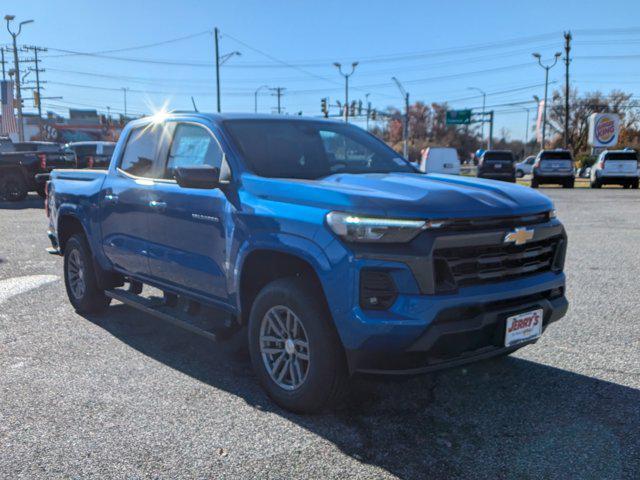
[588,113,620,147]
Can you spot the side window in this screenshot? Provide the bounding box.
[165,123,223,178]
[119,125,163,178]
[527,157,535,165]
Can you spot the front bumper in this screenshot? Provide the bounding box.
[346,285,567,374]
[478,172,516,181]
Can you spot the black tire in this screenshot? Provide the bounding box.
[623,183,631,189]
[64,234,111,314]
[632,180,639,190]
[530,178,539,188]
[516,170,524,178]
[248,276,349,413]
[591,179,601,189]
[563,179,575,189]
[0,170,28,201]
[36,184,46,198]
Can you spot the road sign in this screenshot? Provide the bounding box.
[446,109,472,125]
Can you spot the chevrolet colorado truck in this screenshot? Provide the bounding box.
[46,113,568,413]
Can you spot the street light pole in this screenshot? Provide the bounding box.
[333,61,358,122]
[468,87,486,149]
[522,107,531,154]
[392,77,410,159]
[365,93,370,130]
[122,87,128,117]
[213,27,241,114]
[533,52,561,149]
[254,85,269,113]
[5,15,34,142]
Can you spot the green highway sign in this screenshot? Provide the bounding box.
[446,109,472,125]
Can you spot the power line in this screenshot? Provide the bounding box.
[45,30,211,58]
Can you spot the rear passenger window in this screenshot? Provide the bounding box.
[165,124,223,178]
[119,125,163,178]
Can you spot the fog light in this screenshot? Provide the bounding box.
[549,287,563,299]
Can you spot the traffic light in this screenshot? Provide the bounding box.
[371,110,377,121]
[321,97,328,118]
[357,100,363,116]
[33,90,40,109]
[350,101,356,117]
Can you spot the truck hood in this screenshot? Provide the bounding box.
[241,172,553,218]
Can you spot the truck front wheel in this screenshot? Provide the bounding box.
[248,277,348,413]
[64,234,111,314]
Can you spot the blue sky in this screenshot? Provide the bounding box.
[6,0,640,139]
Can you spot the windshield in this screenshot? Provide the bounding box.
[605,152,637,161]
[224,119,416,179]
[540,151,572,160]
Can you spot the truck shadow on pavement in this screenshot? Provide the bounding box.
[84,305,639,480]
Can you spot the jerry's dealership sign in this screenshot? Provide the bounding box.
[588,113,620,147]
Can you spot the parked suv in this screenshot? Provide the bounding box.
[590,149,639,189]
[477,150,516,182]
[46,113,568,413]
[531,150,575,188]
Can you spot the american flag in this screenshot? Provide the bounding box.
[1,80,18,135]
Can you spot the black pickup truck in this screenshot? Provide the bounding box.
[0,138,76,201]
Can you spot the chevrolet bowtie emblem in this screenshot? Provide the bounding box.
[504,227,534,246]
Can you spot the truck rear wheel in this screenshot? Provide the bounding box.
[64,234,111,314]
[0,170,28,201]
[248,276,348,413]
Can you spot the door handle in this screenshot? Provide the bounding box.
[104,193,118,203]
[148,200,167,210]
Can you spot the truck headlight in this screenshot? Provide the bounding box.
[326,212,440,243]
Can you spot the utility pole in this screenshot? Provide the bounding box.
[392,77,410,159]
[488,111,494,149]
[122,87,128,117]
[532,51,561,149]
[334,61,358,122]
[1,47,5,80]
[214,27,220,113]
[270,87,285,114]
[212,28,240,114]
[563,31,572,149]
[23,45,46,138]
[5,15,34,142]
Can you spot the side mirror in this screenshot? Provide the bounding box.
[174,165,221,189]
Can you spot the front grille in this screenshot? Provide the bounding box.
[438,211,551,231]
[434,236,562,290]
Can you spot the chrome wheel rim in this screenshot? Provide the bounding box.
[67,249,86,299]
[259,305,310,391]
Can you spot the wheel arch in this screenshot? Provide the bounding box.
[235,241,333,327]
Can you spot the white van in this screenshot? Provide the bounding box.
[419,147,460,175]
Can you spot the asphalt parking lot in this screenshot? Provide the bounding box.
[1,189,639,480]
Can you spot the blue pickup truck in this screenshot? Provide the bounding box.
[46,113,568,413]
